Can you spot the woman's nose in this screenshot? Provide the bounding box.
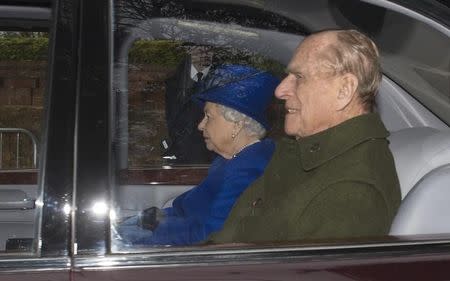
[198,117,205,131]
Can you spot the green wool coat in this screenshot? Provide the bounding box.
[208,113,401,243]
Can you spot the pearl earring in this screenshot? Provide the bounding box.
[231,133,236,139]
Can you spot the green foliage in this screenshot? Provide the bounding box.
[0,37,49,61]
[0,36,285,76]
[212,47,285,78]
[0,32,48,38]
[129,40,187,66]
[0,37,188,65]
[128,39,285,77]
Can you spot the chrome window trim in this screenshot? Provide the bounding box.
[74,239,450,270]
[1,240,450,272]
[0,257,70,273]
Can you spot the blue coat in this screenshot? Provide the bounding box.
[118,138,274,246]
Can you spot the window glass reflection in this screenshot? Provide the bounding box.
[113,37,284,250]
[127,40,284,168]
[0,31,48,254]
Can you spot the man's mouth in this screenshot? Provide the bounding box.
[286,108,298,114]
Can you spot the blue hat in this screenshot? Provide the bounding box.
[193,64,279,130]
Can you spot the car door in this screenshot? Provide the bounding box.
[3,0,450,280]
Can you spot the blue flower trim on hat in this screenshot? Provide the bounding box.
[193,64,280,130]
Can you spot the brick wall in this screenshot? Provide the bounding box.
[0,61,46,106]
[0,61,176,169]
[0,61,46,169]
[127,63,176,167]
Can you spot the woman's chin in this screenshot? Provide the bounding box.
[205,142,214,152]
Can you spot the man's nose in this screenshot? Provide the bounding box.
[275,77,293,100]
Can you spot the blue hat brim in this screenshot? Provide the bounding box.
[193,70,279,130]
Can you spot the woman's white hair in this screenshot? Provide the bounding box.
[217,104,266,139]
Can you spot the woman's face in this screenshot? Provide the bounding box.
[197,102,237,158]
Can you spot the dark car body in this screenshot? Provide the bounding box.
[0,0,450,280]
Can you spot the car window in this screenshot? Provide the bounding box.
[0,30,48,254]
[110,0,450,254]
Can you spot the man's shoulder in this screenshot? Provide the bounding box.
[272,137,298,158]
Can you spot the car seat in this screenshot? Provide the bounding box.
[388,127,450,235]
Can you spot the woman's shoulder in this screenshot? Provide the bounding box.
[227,138,275,170]
[244,138,275,158]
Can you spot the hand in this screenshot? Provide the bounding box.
[138,206,165,231]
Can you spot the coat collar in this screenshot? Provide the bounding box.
[291,113,389,171]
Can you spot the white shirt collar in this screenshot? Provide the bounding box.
[190,65,211,81]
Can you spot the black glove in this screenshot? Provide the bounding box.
[138,206,165,231]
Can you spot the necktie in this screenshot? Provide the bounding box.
[196,72,203,82]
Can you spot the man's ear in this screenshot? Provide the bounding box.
[336,73,359,111]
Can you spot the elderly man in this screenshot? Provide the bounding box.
[208,29,401,243]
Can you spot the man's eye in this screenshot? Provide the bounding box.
[294,73,303,79]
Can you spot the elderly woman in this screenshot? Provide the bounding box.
[117,64,279,246]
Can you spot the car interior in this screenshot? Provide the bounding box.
[113,17,450,246]
[1,1,450,253]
